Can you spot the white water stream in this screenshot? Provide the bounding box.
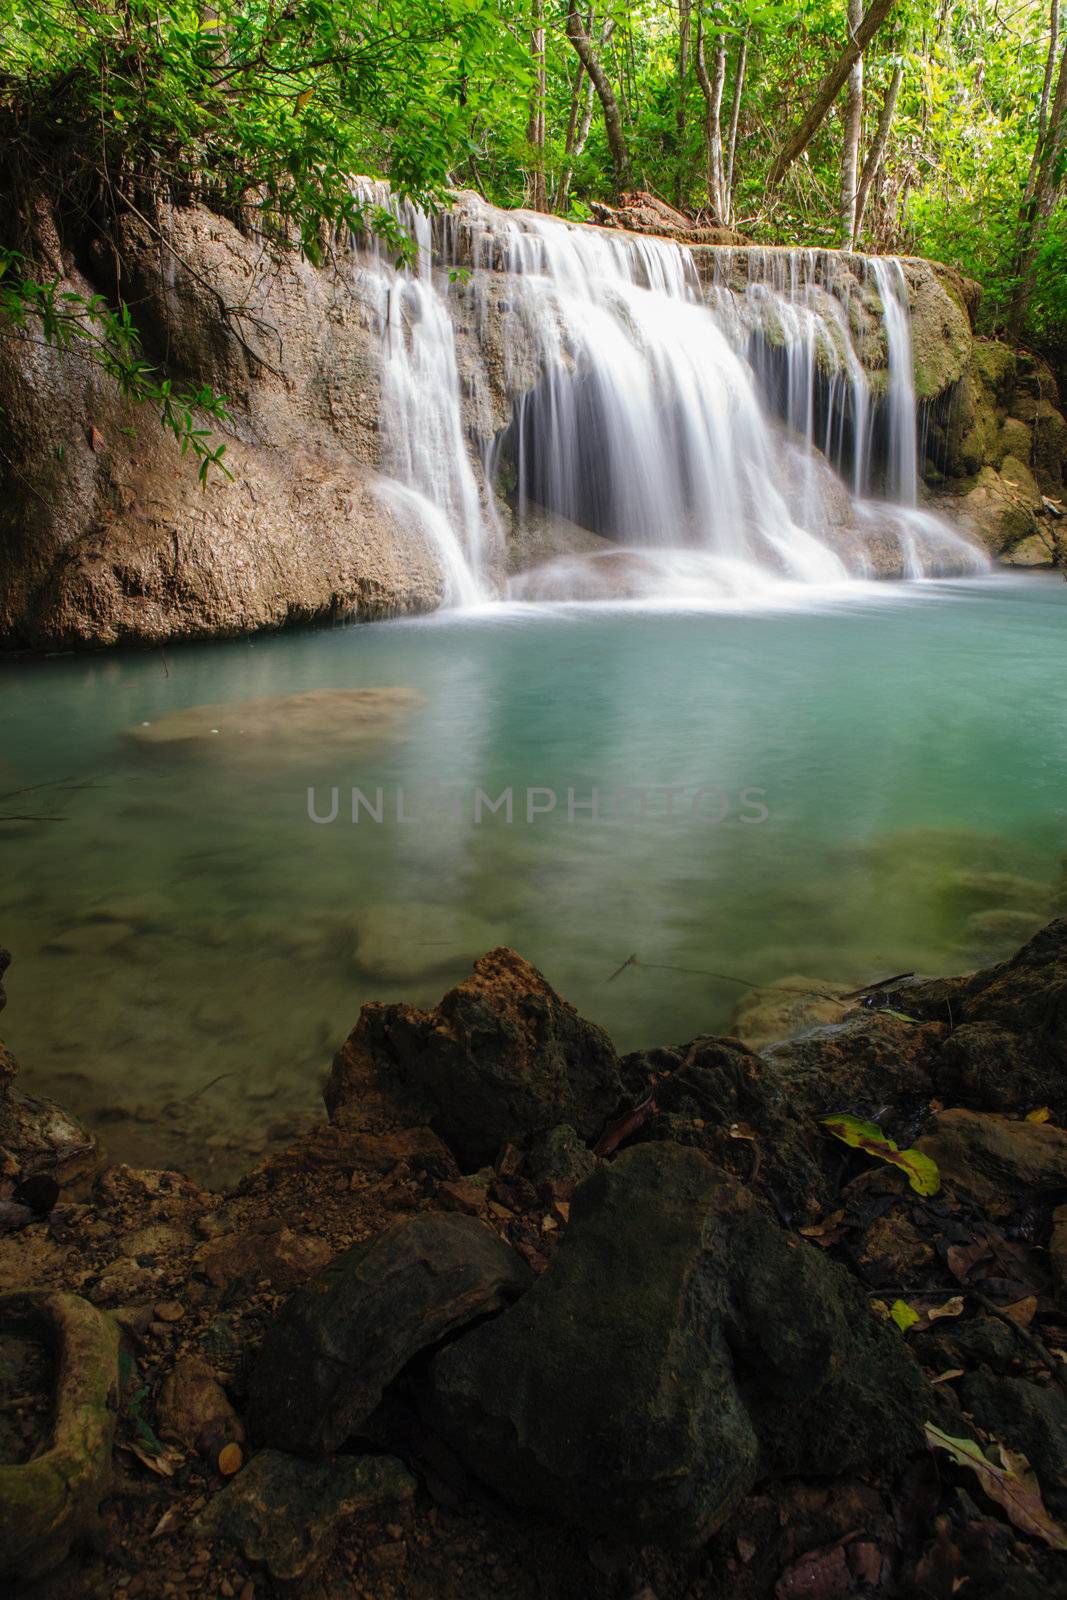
[347,192,987,605]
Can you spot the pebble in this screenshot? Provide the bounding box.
[154,1300,186,1322]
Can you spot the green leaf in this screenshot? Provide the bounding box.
[820,1114,941,1196]
[890,1299,920,1332]
[924,1423,1067,1551]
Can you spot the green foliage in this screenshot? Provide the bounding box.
[820,1112,941,1196]
[0,248,231,482]
[0,0,1064,477]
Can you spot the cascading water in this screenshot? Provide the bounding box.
[348,185,487,605]
[346,188,987,607]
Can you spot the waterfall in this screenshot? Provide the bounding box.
[869,257,919,504]
[347,189,987,607]
[349,188,487,605]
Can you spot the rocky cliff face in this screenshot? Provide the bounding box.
[0,196,1062,650]
[0,206,447,649]
[926,339,1067,567]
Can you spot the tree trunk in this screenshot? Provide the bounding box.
[852,61,902,246]
[674,0,691,208]
[557,13,613,211]
[1008,28,1067,342]
[526,0,547,212]
[839,0,864,247]
[724,30,748,226]
[566,1,631,195]
[766,0,896,194]
[1023,0,1061,207]
[695,17,727,222]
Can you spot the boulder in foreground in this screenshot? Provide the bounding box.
[421,1143,929,1547]
[325,947,623,1169]
[247,1212,532,1454]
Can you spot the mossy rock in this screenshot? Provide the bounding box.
[908,266,972,401]
[0,1291,119,1582]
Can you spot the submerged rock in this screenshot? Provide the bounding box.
[421,1143,928,1547]
[126,686,422,758]
[325,948,623,1169]
[196,1448,414,1582]
[247,1212,532,1454]
[352,902,506,984]
[729,974,852,1050]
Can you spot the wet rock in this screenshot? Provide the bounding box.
[957,1373,1067,1497]
[960,907,1048,958]
[0,1290,120,1582]
[325,948,623,1169]
[522,1123,596,1197]
[127,687,423,760]
[915,1108,1067,1208]
[632,1035,825,1216]
[352,903,507,984]
[0,1080,98,1190]
[760,1010,941,1120]
[421,1144,928,1548]
[1051,1205,1067,1307]
[247,1212,532,1454]
[729,975,852,1050]
[888,919,1067,1112]
[194,1222,331,1289]
[196,1448,415,1582]
[853,1212,935,1288]
[157,1356,245,1458]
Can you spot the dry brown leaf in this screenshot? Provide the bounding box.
[931,1368,965,1384]
[1025,1107,1052,1124]
[927,1296,965,1322]
[1002,1296,1038,1327]
[925,1424,1067,1551]
[218,1441,243,1476]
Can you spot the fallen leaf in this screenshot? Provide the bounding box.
[931,1368,965,1384]
[1025,1107,1051,1124]
[218,1441,243,1476]
[728,1122,757,1141]
[927,1296,965,1322]
[122,1441,183,1478]
[892,1299,921,1333]
[821,1114,940,1196]
[1001,1295,1037,1327]
[946,1242,989,1282]
[594,1095,656,1157]
[151,1507,181,1538]
[924,1423,1067,1551]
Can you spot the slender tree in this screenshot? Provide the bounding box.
[852,61,902,246]
[1008,17,1067,341]
[723,27,748,226]
[565,0,631,194]
[526,0,547,211]
[839,0,864,247]
[695,15,727,222]
[675,0,692,207]
[766,0,896,194]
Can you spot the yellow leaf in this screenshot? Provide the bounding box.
[891,1299,920,1332]
[1026,1106,1051,1123]
[820,1114,941,1196]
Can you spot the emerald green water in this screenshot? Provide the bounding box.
[2,574,1065,1182]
